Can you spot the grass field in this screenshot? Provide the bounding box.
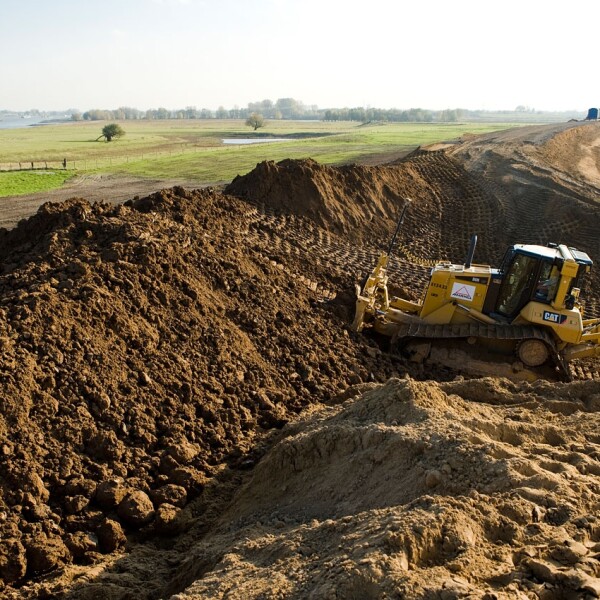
[0,170,73,197]
[0,119,527,197]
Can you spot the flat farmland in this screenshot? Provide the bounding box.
[0,119,524,197]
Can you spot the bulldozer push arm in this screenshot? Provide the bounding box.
[351,199,416,333]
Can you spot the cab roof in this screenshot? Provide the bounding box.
[514,244,593,266]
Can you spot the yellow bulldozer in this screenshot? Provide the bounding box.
[352,202,600,381]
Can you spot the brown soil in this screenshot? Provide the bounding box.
[0,121,599,599]
[0,174,211,231]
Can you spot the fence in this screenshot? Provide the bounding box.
[0,145,203,172]
[0,160,71,172]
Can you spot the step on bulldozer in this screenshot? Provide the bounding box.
[352,201,600,381]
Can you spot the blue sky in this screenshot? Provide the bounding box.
[1,0,597,112]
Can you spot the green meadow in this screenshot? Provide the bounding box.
[0,170,72,197]
[0,119,524,197]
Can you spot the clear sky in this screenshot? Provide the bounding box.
[1,0,597,113]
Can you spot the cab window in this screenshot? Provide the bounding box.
[534,261,559,303]
[496,253,538,317]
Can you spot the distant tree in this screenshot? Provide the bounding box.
[348,107,366,122]
[324,109,340,121]
[185,106,198,119]
[84,109,113,121]
[245,112,265,131]
[275,97,301,119]
[440,109,460,122]
[97,123,125,142]
[118,106,143,119]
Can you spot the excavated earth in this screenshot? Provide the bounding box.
[0,121,599,599]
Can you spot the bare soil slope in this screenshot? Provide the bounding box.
[0,121,599,599]
[171,377,600,599]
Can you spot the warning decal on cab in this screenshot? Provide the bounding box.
[450,282,476,302]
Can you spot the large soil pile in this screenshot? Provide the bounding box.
[0,188,412,593]
[225,153,508,266]
[171,376,600,599]
[0,121,599,598]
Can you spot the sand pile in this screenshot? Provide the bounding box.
[168,376,600,599]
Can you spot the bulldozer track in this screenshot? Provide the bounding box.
[259,203,434,276]
[239,203,431,301]
[392,321,600,381]
[393,322,556,346]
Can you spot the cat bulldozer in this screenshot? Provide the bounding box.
[352,203,600,381]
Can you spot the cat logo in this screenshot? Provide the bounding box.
[543,311,567,325]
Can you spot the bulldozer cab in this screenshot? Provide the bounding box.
[493,244,592,320]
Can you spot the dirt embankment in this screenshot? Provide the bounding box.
[0,121,599,598]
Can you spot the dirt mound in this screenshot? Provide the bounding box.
[226,157,427,248]
[160,376,600,599]
[0,189,414,594]
[536,122,600,188]
[226,153,511,267]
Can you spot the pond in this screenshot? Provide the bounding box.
[222,138,289,145]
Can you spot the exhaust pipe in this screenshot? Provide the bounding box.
[464,234,478,269]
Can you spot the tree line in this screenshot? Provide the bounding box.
[70,100,582,125]
[72,99,465,123]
